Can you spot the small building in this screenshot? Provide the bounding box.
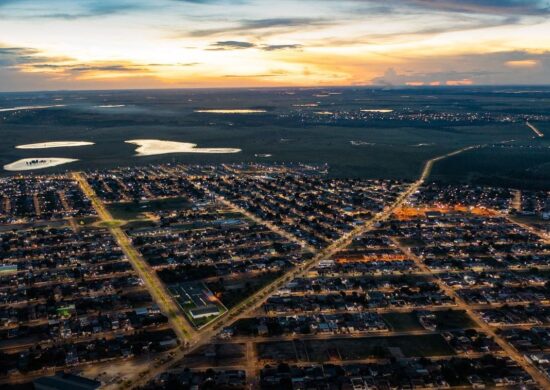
[318,259,335,269]
[189,305,220,320]
[135,307,149,316]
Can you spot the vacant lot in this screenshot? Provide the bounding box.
[257,334,454,363]
[108,197,189,220]
[382,310,476,332]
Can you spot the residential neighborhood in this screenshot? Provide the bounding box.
[0,164,548,389]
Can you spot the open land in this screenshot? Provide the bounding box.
[1,87,548,189]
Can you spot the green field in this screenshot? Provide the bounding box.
[107,197,189,220]
[433,135,550,189]
[207,271,284,309]
[434,310,477,330]
[2,88,549,189]
[382,312,424,332]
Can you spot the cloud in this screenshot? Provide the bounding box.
[0,0,23,5]
[505,59,540,68]
[172,0,245,3]
[0,46,73,67]
[0,44,155,80]
[301,15,524,49]
[0,0,152,19]
[0,42,157,91]
[1,1,550,90]
[0,46,39,58]
[0,45,60,66]
[371,68,481,86]
[209,40,256,50]
[207,40,302,51]
[67,64,147,72]
[223,73,284,78]
[187,17,330,38]
[370,51,550,86]
[239,17,328,30]
[261,44,302,51]
[147,62,201,67]
[391,0,550,15]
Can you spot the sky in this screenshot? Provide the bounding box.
[0,0,550,91]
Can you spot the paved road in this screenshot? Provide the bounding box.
[526,121,545,137]
[391,237,550,389]
[507,214,550,242]
[214,193,317,253]
[419,144,482,182]
[180,351,501,370]
[72,172,196,344]
[121,144,484,389]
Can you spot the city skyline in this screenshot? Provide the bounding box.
[1,0,550,91]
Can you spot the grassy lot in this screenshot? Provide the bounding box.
[107,197,189,221]
[434,310,476,330]
[509,214,550,230]
[74,216,99,226]
[257,334,455,362]
[124,220,156,230]
[382,312,424,332]
[207,271,284,309]
[97,220,125,229]
[306,334,454,361]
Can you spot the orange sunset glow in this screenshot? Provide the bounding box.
[1,0,550,91]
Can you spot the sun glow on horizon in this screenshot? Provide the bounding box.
[0,0,549,91]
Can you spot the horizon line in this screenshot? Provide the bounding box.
[2,84,550,95]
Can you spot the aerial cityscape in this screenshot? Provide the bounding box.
[1,1,550,390]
